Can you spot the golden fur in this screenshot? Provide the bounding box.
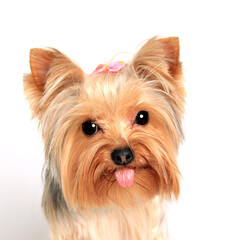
[24,36,185,240]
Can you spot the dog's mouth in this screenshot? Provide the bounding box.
[114,168,135,188]
[101,165,150,188]
[100,154,151,188]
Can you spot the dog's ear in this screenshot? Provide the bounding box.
[29,48,55,91]
[131,37,184,97]
[24,48,84,118]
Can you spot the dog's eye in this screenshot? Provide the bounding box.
[82,121,99,136]
[135,111,149,125]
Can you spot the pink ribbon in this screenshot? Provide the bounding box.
[92,61,125,75]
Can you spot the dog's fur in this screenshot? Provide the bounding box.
[24,36,185,240]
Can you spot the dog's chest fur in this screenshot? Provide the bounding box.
[50,197,168,240]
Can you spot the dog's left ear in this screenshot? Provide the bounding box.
[24,48,84,118]
[131,37,184,97]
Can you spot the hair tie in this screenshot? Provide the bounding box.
[92,61,125,75]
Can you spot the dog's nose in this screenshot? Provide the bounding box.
[111,147,134,166]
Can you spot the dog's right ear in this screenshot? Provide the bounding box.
[24,48,84,118]
[131,37,185,99]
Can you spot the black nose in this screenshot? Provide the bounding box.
[111,147,134,166]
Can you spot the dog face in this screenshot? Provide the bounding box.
[24,37,185,210]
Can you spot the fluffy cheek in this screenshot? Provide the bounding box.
[60,133,112,209]
[130,126,180,199]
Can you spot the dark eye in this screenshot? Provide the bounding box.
[135,111,149,125]
[82,121,99,136]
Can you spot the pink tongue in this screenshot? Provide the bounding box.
[115,168,135,188]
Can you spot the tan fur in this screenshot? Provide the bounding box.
[24,37,185,239]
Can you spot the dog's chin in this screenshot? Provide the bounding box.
[92,165,160,208]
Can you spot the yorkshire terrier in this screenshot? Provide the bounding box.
[24,36,185,240]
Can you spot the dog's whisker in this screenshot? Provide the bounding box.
[102,172,115,182]
[106,178,116,196]
[135,181,149,191]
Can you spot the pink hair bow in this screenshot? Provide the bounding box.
[92,61,125,75]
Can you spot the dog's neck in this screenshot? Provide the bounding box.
[47,196,169,240]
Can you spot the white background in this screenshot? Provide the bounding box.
[1,1,240,240]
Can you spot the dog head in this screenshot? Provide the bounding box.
[24,37,185,210]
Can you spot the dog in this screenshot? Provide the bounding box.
[24,36,185,240]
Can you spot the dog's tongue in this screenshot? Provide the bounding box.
[115,168,134,188]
